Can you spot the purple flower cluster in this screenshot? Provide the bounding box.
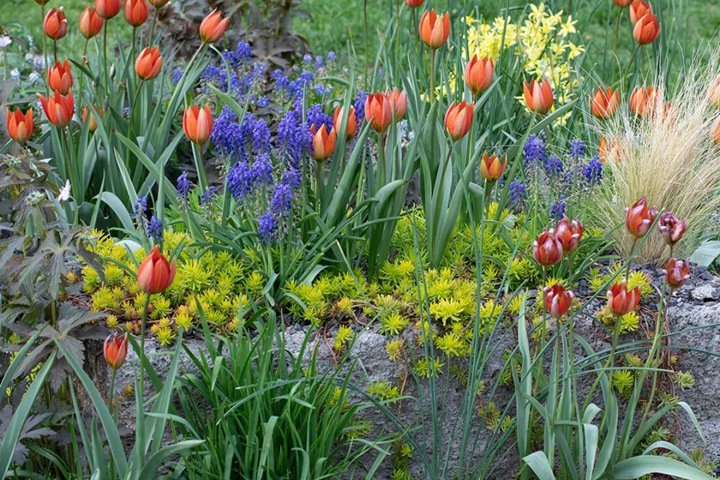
[523,134,546,164]
[177,172,191,202]
[147,215,163,240]
[550,195,566,220]
[509,181,526,207]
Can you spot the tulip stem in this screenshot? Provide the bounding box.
[136,294,150,461]
[315,161,323,210]
[640,279,666,426]
[581,314,623,416]
[41,4,49,95]
[103,22,109,98]
[625,239,636,281]
[430,49,436,104]
[611,11,621,83]
[149,7,158,47]
[624,44,641,86]
[108,369,117,415]
[363,0,369,91]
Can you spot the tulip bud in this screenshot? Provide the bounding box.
[82,105,104,132]
[6,108,34,144]
[419,10,450,50]
[135,46,163,80]
[629,86,656,116]
[625,195,658,239]
[95,0,122,19]
[657,211,686,247]
[607,280,641,316]
[710,77,720,108]
[385,89,408,122]
[365,93,393,133]
[79,7,105,39]
[544,284,574,319]
[614,0,633,6]
[404,0,424,7]
[523,78,554,114]
[137,245,177,294]
[104,333,128,370]
[533,229,564,267]
[444,101,473,141]
[311,124,337,162]
[38,90,75,128]
[479,152,507,182]
[598,136,616,163]
[591,87,619,119]
[183,105,213,145]
[664,258,690,290]
[333,105,357,141]
[48,60,73,95]
[199,10,230,44]
[629,0,653,24]
[33,0,52,5]
[124,0,149,27]
[148,0,170,7]
[44,8,68,41]
[555,216,583,254]
[464,55,494,97]
[633,13,660,45]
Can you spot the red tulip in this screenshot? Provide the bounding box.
[625,195,658,239]
[544,284,573,319]
[419,10,450,50]
[137,245,176,294]
[79,7,104,39]
[607,280,641,316]
[6,108,34,144]
[44,8,68,41]
[48,61,73,95]
[104,333,128,370]
[614,0,633,6]
[479,152,506,182]
[629,86,656,116]
[333,105,357,141]
[95,0,122,19]
[385,89,408,122]
[311,125,337,162]
[135,46,163,80]
[183,105,213,145]
[464,55,494,96]
[591,87,619,119]
[633,13,660,45]
[523,78,554,114]
[404,0,424,7]
[365,93,393,133]
[38,90,75,128]
[658,212,686,247]
[444,101,473,141]
[199,10,230,44]
[124,0,149,27]
[533,229,564,267]
[664,258,690,290]
[555,216,583,254]
[629,0,653,24]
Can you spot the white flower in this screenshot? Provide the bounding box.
[58,180,71,202]
[28,72,40,84]
[10,68,20,81]
[0,36,12,48]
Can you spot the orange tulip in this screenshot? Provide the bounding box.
[555,216,583,253]
[607,280,641,316]
[544,284,573,319]
[614,0,633,6]
[625,195,658,239]
[629,86,656,116]
[48,60,73,95]
[135,46,163,80]
[404,0,424,7]
[591,87,619,119]
[444,101,473,141]
[79,7,104,39]
[629,0,653,24]
[523,78,554,114]
[183,105,213,145]
[38,90,75,128]
[385,89,408,122]
[664,258,690,290]
[464,55,494,97]
[95,0,122,19]
[148,0,170,7]
[709,77,720,107]
[311,125,337,162]
[44,8,68,41]
[82,105,104,132]
[199,10,230,44]
[365,93,393,133]
[6,108,34,144]
[419,10,450,50]
[533,229,563,267]
[479,152,506,182]
[104,333,128,370]
[713,118,720,144]
[633,13,660,45]
[137,245,176,294]
[124,0,149,27]
[333,106,357,141]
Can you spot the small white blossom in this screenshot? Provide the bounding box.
[58,180,71,202]
[0,36,11,48]
[28,72,40,84]
[10,68,20,81]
